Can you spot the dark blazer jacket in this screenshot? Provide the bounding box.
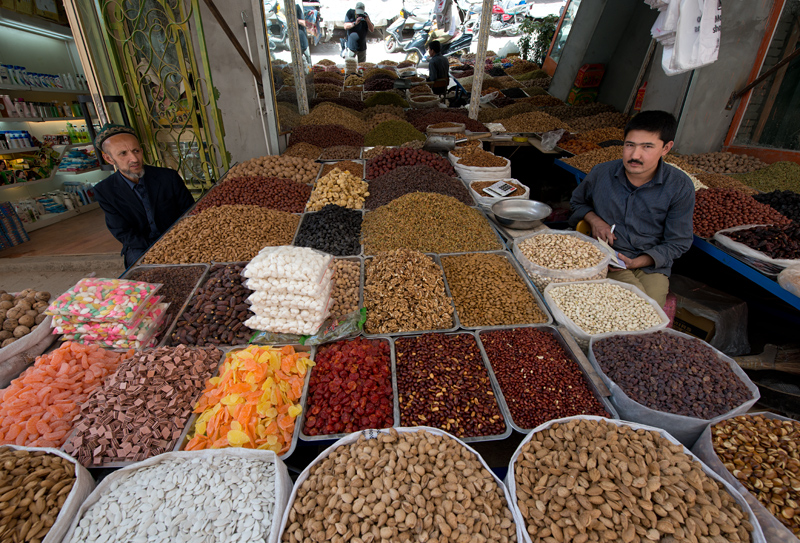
[94,165,194,267]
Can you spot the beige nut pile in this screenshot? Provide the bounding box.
[306,168,370,211]
[0,289,50,348]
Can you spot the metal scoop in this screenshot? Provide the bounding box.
[423,132,491,153]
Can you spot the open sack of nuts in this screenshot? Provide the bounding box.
[277,427,523,543]
[449,151,512,182]
[587,329,759,447]
[507,416,765,543]
[62,449,293,543]
[468,179,531,208]
[543,279,669,350]
[713,224,800,271]
[0,288,55,388]
[691,413,800,543]
[0,445,94,543]
[513,231,612,291]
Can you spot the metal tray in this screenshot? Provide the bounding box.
[174,343,315,461]
[293,209,365,256]
[390,331,512,443]
[61,344,228,468]
[120,263,210,348]
[362,253,460,337]
[438,251,552,329]
[474,324,619,434]
[298,336,397,442]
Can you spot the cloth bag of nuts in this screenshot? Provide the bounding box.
[691,412,799,543]
[469,179,530,208]
[3,445,94,543]
[714,225,800,271]
[506,415,766,543]
[778,265,800,298]
[513,231,612,291]
[587,328,759,447]
[62,449,293,543]
[0,315,55,388]
[277,426,525,543]
[450,154,512,182]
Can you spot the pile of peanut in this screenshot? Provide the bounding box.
[228,155,317,184]
[515,418,754,543]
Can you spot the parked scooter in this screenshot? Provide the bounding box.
[455,0,483,35]
[402,23,473,65]
[384,4,429,53]
[490,1,528,35]
[266,0,289,53]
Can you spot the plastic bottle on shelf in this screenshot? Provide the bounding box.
[66,122,77,144]
[0,65,10,86]
[78,126,89,143]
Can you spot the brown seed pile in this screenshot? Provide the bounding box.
[663,155,707,175]
[362,193,503,254]
[560,140,602,155]
[63,345,222,467]
[300,103,368,134]
[712,414,800,536]
[366,113,404,132]
[515,418,755,543]
[563,146,624,173]
[471,179,525,198]
[522,77,552,89]
[693,188,791,238]
[362,146,388,159]
[500,111,570,133]
[695,172,758,195]
[320,160,364,178]
[395,334,507,437]
[362,104,406,119]
[282,142,322,160]
[190,176,312,214]
[441,253,547,327]
[277,102,301,131]
[574,127,625,144]
[329,259,360,320]
[0,447,76,543]
[365,165,473,209]
[456,148,509,167]
[478,102,538,123]
[517,95,564,108]
[0,289,49,348]
[281,429,517,543]
[288,124,365,148]
[319,145,362,160]
[367,147,456,179]
[228,155,318,184]
[593,331,753,419]
[170,263,253,346]
[409,84,433,95]
[682,152,768,174]
[343,74,365,87]
[542,103,617,122]
[364,249,453,334]
[142,205,299,264]
[569,112,630,131]
[124,265,206,343]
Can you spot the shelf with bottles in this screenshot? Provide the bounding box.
[0,65,88,94]
[0,94,83,121]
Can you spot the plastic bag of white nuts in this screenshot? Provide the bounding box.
[62,449,293,543]
[512,230,612,291]
[507,415,766,543]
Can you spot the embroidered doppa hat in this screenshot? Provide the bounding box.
[94,123,137,152]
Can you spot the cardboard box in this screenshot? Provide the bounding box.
[566,86,598,105]
[672,307,716,342]
[573,63,605,88]
[14,0,33,15]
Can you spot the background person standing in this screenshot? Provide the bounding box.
[343,2,373,63]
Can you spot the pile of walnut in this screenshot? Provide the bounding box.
[0,289,50,347]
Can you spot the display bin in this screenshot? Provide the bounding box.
[276,427,525,543]
[174,344,315,461]
[293,209,364,256]
[298,336,397,443]
[314,158,366,178]
[61,344,227,469]
[691,412,800,543]
[475,324,618,433]
[362,253,460,337]
[62,449,293,543]
[391,331,513,443]
[438,250,552,329]
[587,328,760,447]
[119,263,210,348]
[506,416,766,543]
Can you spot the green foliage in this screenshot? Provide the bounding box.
[518,15,559,65]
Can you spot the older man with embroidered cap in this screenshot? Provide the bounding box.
[93,124,194,268]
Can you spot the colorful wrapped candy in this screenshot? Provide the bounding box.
[46,278,162,324]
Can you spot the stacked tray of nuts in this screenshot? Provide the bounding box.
[278,427,521,543]
[508,416,764,543]
[692,413,800,542]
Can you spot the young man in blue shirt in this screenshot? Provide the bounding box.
[569,110,695,306]
[343,2,373,63]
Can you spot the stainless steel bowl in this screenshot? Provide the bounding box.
[490,199,552,229]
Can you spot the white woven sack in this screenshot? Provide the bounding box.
[586,328,760,447]
[512,230,611,291]
[61,449,292,543]
[506,415,766,543]
[714,225,799,269]
[469,179,530,208]
[778,265,800,298]
[543,279,669,351]
[692,412,797,543]
[2,445,94,543]
[450,153,511,181]
[276,426,524,542]
[0,315,55,388]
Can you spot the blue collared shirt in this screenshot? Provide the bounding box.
[569,158,695,276]
[124,175,159,240]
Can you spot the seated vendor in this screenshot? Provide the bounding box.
[427,40,449,83]
[568,110,695,306]
[93,124,195,268]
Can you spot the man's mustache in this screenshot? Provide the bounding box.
[627,160,643,165]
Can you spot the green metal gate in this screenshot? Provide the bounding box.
[95,0,229,190]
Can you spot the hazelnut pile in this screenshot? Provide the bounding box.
[0,289,50,347]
